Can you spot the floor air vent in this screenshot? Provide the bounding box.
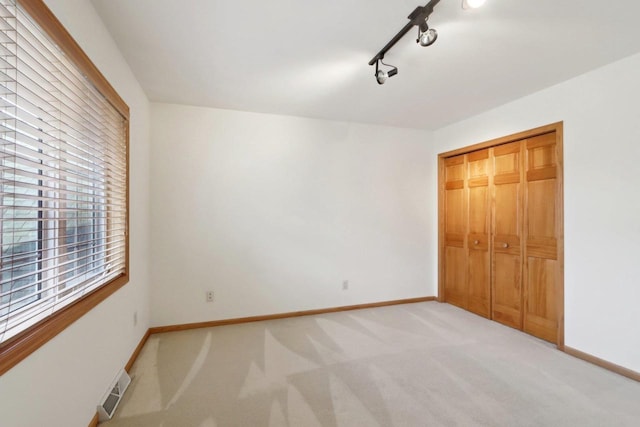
[97,369,131,422]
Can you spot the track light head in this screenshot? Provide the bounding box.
[376,69,388,85]
[418,28,438,47]
[375,60,398,85]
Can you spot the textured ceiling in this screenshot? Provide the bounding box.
[91,0,640,130]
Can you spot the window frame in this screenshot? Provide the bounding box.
[0,0,130,376]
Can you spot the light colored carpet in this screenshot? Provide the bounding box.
[103,302,640,426]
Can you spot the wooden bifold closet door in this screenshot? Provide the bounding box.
[439,123,563,346]
[467,150,491,319]
[492,141,523,330]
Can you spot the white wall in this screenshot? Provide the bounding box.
[0,1,151,427]
[433,53,640,373]
[150,104,434,327]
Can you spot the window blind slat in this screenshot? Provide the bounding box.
[0,244,126,302]
[1,138,126,188]
[0,88,125,170]
[15,23,123,138]
[0,229,125,277]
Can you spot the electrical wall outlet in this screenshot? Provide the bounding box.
[133,311,137,326]
[206,291,214,302]
[342,280,349,290]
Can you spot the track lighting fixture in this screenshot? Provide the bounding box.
[375,59,398,85]
[368,0,485,84]
[368,1,441,84]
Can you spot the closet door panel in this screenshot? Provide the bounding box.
[445,246,467,308]
[524,133,558,342]
[444,155,467,309]
[468,250,490,316]
[446,189,465,234]
[525,257,557,342]
[491,142,523,329]
[492,253,521,326]
[494,184,519,235]
[528,180,556,238]
[467,150,490,318]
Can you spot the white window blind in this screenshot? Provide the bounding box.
[0,0,127,344]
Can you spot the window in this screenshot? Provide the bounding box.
[0,0,129,374]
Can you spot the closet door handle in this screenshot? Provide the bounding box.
[474,240,479,245]
[502,243,509,248]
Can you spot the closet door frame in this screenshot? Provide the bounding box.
[437,122,564,349]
